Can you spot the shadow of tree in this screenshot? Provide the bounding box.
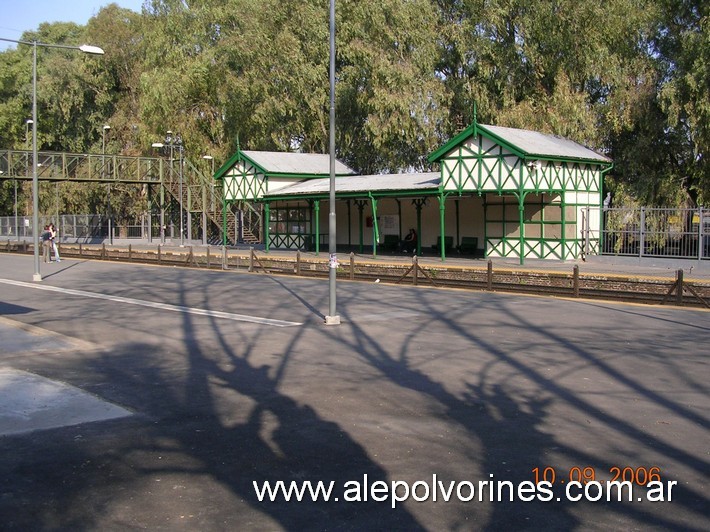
[0,262,707,529]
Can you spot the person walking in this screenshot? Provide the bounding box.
[41,225,52,263]
[49,223,61,263]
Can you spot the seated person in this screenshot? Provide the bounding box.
[400,228,417,253]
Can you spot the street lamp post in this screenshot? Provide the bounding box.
[102,124,112,244]
[18,119,33,240]
[152,132,184,246]
[1,37,104,281]
[325,0,340,325]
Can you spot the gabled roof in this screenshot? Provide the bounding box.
[215,149,356,180]
[264,172,440,198]
[428,123,612,164]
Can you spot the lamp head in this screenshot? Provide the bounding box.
[79,44,105,55]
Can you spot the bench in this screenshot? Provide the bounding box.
[458,236,478,254]
[381,234,400,252]
[431,236,453,254]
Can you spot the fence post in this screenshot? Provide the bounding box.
[222,245,227,270]
[699,208,705,261]
[249,247,254,272]
[639,207,646,258]
[350,252,355,280]
[676,269,684,306]
[413,255,419,286]
[487,259,493,291]
[158,244,162,264]
[102,242,106,260]
[128,244,132,261]
[296,250,301,275]
[206,246,211,269]
[573,265,580,298]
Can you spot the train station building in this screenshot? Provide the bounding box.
[215,119,612,263]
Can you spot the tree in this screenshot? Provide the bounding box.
[656,0,709,204]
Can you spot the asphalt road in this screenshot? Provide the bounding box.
[0,254,708,530]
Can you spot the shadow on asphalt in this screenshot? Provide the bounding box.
[0,262,706,529]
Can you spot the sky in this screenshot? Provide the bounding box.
[0,0,145,50]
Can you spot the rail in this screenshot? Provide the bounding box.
[1,241,708,309]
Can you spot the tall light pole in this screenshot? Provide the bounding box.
[325,0,340,325]
[19,119,33,240]
[102,124,112,244]
[152,131,184,246]
[1,37,104,281]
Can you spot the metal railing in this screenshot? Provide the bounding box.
[599,207,708,260]
[0,214,161,242]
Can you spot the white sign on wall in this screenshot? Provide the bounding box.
[380,215,399,234]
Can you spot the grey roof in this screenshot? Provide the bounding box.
[242,150,356,175]
[265,172,440,196]
[480,124,611,162]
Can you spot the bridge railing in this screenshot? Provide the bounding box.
[0,149,163,183]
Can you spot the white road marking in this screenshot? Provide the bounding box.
[0,279,302,327]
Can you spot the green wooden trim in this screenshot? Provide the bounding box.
[216,149,355,182]
[428,125,475,163]
[263,187,440,202]
[214,151,241,180]
[430,120,612,167]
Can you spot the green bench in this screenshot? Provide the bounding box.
[381,234,400,252]
[458,236,478,254]
[432,236,453,254]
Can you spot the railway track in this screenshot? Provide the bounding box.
[2,241,708,309]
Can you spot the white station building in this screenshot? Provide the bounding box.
[216,119,612,263]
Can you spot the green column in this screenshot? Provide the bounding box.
[396,199,402,240]
[264,202,270,252]
[412,198,426,256]
[369,194,379,257]
[518,193,525,265]
[455,198,460,248]
[346,200,352,248]
[560,194,567,260]
[438,193,447,261]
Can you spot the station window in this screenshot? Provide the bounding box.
[269,206,311,235]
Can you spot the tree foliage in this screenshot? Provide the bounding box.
[0,0,708,214]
